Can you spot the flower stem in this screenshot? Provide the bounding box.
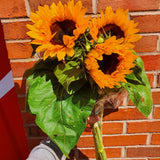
[92,116,107,160]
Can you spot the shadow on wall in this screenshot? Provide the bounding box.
[66,146,89,160]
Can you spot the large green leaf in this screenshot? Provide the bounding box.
[27,71,97,157]
[25,59,58,112]
[54,61,86,94]
[122,52,153,117]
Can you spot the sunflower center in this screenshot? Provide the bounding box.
[98,53,119,75]
[100,24,124,39]
[50,20,76,45]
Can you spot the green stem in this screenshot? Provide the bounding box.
[92,121,107,160]
[98,109,103,137]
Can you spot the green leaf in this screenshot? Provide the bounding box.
[25,59,58,112]
[27,70,97,157]
[122,52,153,117]
[54,61,86,94]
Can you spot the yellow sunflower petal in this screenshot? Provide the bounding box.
[27,0,89,61]
[89,6,141,46]
[85,38,138,89]
[66,48,74,57]
[43,50,52,60]
[36,43,50,52]
[63,35,75,48]
[57,51,66,61]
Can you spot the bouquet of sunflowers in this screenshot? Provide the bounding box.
[26,0,153,159]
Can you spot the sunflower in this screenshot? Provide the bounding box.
[26,0,90,61]
[85,36,138,89]
[89,7,141,47]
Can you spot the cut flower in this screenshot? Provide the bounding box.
[26,0,90,61]
[89,6,141,47]
[85,37,138,88]
[26,1,153,159]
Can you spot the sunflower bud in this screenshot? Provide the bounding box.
[97,34,105,43]
[85,43,91,52]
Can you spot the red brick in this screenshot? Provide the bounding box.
[121,159,146,160]
[17,97,26,111]
[105,148,121,158]
[0,0,27,18]
[152,91,160,104]
[77,137,94,148]
[21,112,36,124]
[97,0,159,12]
[82,127,92,135]
[131,15,160,33]
[133,35,158,53]
[127,147,160,157]
[103,108,146,121]
[140,55,160,71]
[82,122,123,135]
[103,122,123,134]
[103,135,147,146]
[149,159,160,160]
[154,106,160,119]
[77,134,147,148]
[14,79,26,94]
[78,148,121,159]
[128,121,160,133]
[110,159,145,160]
[11,61,36,77]
[2,21,31,40]
[146,73,154,88]
[29,0,92,13]
[159,74,160,87]
[6,42,32,59]
[151,133,160,145]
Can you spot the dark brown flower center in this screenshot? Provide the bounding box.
[98,53,119,75]
[99,24,124,39]
[50,20,76,45]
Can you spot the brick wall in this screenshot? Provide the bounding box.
[0,0,160,159]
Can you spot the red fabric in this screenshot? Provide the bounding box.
[0,22,10,80]
[0,21,29,159]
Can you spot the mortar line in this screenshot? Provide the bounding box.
[126,145,160,148]
[121,147,126,158]
[1,18,30,23]
[92,0,97,14]
[10,58,39,62]
[158,34,160,52]
[153,72,159,88]
[103,119,160,123]
[146,70,160,74]
[141,33,160,36]
[123,122,127,134]
[24,0,31,17]
[146,133,152,145]
[6,39,31,43]
[151,88,160,92]
[78,144,160,150]
[107,158,148,160]
[138,52,160,56]
[80,133,150,138]
[130,10,160,16]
